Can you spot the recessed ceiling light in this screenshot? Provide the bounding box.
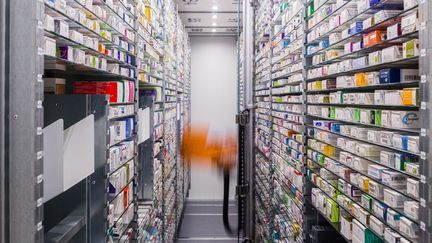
[212,29,216,32]
[213,14,218,19]
[212,22,217,26]
[212,5,218,10]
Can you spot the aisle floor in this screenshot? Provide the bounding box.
[177,200,239,243]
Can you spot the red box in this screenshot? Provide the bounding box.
[73,81,123,103]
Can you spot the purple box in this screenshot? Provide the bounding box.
[57,46,73,61]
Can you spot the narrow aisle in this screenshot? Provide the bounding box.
[177,200,239,243]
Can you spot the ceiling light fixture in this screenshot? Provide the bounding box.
[212,29,216,32]
[213,14,218,19]
[212,5,218,10]
[212,22,217,26]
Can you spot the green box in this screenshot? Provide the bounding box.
[365,229,385,243]
[330,107,336,119]
[373,110,382,126]
[353,108,361,122]
[361,194,373,211]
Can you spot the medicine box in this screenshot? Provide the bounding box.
[373,200,388,220]
[405,162,419,176]
[363,16,374,29]
[366,72,380,85]
[354,157,369,171]
[379,69,401,83]
[399,216,419,239]
[386,208,401,228]
[369,180,383,199]
[403,39,419,58]
[363,30,385,48]
[352,219,366,243]
[384,188,405,208]
[54,19,69,38]
[387,23,401,39]
[44,78,66,94]
[45,14,55,32]
[380,151,395,168]
[69,30,84,45]
[352,56,368,69]
[44,37,56,57]
[369,215,385,236]
[391,110,420,129]
[58,46,74,62]
[368,51,381,65]
[407,178,419,198]
[340,213,353,240]
[404,0,418,10]
[382,46,403,63]
[402,88,419,106]
[374,10,401,23]
[401,11,418,34]
[404,201,419,220]
[384,228,402,243]
[361,193,373,210]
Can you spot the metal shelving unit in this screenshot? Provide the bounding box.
[303,0,423,241]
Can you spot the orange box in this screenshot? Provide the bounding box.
[363,30,385,48]
[355,73,367,86]
[402,88,419,106]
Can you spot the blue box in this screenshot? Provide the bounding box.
[331,123,341,133]
[350,22,363,35]
[369,0,381,6]
[379,69,401,83]
[321,39,330,49]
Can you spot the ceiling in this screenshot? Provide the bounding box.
[176,0,241,36]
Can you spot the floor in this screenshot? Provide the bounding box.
[177,200,239,243]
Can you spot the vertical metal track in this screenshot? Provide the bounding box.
[419,0,432,241]
[7,0,44,242]
[0,0,6,241]
[240,0,256,241]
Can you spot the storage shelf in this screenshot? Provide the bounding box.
[306,81,419,93]
[306,56,419,82]
[308,147,419,202]
[308,158,420,226]
[44,55,135,80]
[308,125,421,156]
[307,113,420,134]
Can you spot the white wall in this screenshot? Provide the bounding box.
[189,36,238,200]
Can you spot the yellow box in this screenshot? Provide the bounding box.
[360,177,369,192]
[323,145,335,156]
[402,88,419,106]
[316,80,323,90]
[355,73,367,86]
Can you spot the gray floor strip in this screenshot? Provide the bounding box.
[184,205,237,214]
[178,214,238,238]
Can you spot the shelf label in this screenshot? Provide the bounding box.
[420,22,426,31]
[37,74,43,83]
[421,221,426,231]
[37,222,43,231]
[421,198,426,207]
[36,174,43,184]
[421,75,427,83]
[37,151,43,160]
[421,102,427,110]
[37,127,42,136]
[421,151,427,161]
[421,175,426,184]
[421,128,427,137]
[37,198,43,207]
[421,49,427,57]
[37,47,44,56]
